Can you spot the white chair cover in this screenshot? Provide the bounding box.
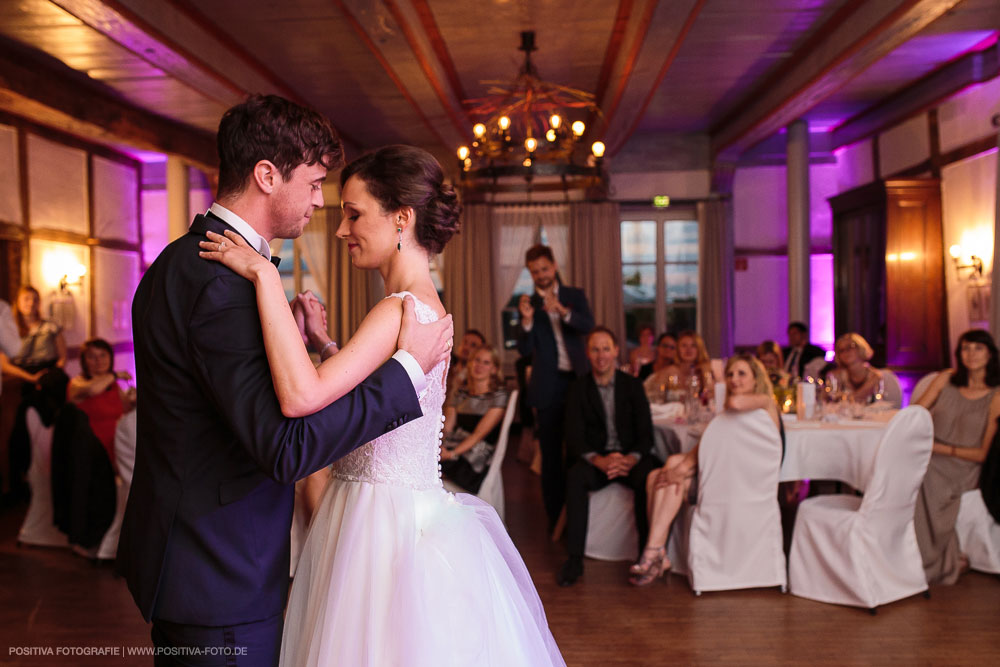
[18,408,69,547]
[878,368,903,408]
[802,356,827,381]
[442,390,518,522]
[584,483,639,561]
[789,406,933,609]
[955,489,1000,575]
[909,371,939,406]
[687,409,786,593]
[96,410,136,559]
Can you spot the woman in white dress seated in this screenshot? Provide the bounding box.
[629,355,781,585]
[202,144,563,666]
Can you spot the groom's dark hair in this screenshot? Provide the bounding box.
[215,94,343,201]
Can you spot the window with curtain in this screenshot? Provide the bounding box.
[621,210,698,345]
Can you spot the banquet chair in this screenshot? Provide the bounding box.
[955,489,1000,575]
[17,407,69,547]
[878,368,903,408]
[788,406,933,612]
[584,483,639,561]
[443,389,518,522]
[803,356,828,381]
[686,409,786,594]
[95,411,136,560]
[909,371,940,406]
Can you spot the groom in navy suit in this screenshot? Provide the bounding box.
[117,95,453,666]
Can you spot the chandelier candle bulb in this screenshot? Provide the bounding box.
[545,129,556,142]
[549,114,562,129]
[591,141,605,158]
[498,116,511,131]
[571,120,585,136]
[457,146,470,160]
[525,137,537,152]
[473,123,486,138]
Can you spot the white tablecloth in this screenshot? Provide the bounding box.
[653,412,892,491]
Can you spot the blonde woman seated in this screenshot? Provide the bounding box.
[828,333,883,403]
[756,340,790,389]
[645,330,714,402]
[629,355,781,585]
[440,346,509,493]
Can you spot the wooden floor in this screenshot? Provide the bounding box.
[1,443,999,666]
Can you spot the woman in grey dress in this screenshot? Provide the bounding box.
[440,346,509,493]
[914,328,1000,584]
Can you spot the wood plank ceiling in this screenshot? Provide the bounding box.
[0,0,996,173]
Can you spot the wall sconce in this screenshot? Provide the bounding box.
[949,245,983,279]
[58,263,87,294]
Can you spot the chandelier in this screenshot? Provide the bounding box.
[456,31,606,195]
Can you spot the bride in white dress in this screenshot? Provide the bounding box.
[200,145,564,666]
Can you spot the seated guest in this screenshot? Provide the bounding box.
[558,327,660,586]
[441,346,509,493]
[446,328,486,396]
[629,325,657,376]
[828,333,883,403]
[638,333,677,383]
[3,286,67,500]
[756,340,791,388]
[629,355,781,585]
[783,321,825,379]
[0,285,66,382]
[67,338,135,468]
[914,329,1000,585]
[648,330,714,402]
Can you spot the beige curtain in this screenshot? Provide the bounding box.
[297,207,330,305]
[697,198,735,357]
[567,201,624,353]
[442,204,501,347]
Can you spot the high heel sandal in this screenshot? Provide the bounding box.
[629,546,670,586]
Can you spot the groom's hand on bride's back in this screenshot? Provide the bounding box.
[398,295,454,374]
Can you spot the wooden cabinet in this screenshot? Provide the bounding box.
[829,179,946,371]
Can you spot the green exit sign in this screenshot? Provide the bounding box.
[653,195,670,208]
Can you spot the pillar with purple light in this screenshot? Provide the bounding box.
[787,119,811,329]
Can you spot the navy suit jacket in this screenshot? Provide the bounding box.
[117,213,422,625]
[517,284,594,408]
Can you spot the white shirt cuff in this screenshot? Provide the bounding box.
[392,350,428,397]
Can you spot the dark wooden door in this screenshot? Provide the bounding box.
[829,179,946,371]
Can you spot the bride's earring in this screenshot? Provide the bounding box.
[397,226,402,252]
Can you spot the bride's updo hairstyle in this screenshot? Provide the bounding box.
[339,145,461,254]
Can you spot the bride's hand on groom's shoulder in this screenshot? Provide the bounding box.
[397,295,454,374]
[199,230,274,283]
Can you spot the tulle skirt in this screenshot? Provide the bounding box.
[280,478,564,666]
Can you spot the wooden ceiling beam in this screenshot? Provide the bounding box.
[0,38,216,169]
[710,0,964,160]
[382,0,470,139]
[832,42,1000,149]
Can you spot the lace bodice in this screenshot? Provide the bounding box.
[331,292,448,490]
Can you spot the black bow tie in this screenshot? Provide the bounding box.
[270,256,281,268]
